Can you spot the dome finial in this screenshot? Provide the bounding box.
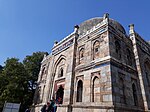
[74,25,79,33]
[103,13,109,19]
[54,40,58,46]
[129,24,134,34]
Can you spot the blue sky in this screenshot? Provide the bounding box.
[0,0,150,65]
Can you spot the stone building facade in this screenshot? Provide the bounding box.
[33,13,150,112]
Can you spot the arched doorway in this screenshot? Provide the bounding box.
[56,85,64,104]
[92,76,100,102]
[76,80,83,102]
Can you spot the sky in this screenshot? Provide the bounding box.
[0,0,150,65]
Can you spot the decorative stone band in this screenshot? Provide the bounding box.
[75,56,110,72]
[52,39,74,55]
[56,104,143,111]
[57,104,114,109]
[77,26,107,43]
[134,34,150,54]
[33,103,144,112]
[79,20,107,37]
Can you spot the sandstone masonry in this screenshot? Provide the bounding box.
[32,13,150,112]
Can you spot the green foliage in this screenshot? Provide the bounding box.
[23,52,46,111]
[0,65,3,71]
[0,51,46,112]
[0,58,28,111]
[23,52,47,91]
[0,65,3,75]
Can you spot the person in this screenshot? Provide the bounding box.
[41,101,52,112]
[53,101,57,112]
[52,97,57,112]
[46,102,51,112]
[40,103,47,112]
[57,97,62,104]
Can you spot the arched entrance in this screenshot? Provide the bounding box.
[76,80,83,102]
[92,76,100,102]
[56,85,64,104]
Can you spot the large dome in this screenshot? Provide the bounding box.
[78,17,126,35]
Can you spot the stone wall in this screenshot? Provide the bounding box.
[33,14,150,112]
[129,25,150,111]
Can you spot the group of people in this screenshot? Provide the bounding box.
[25,97,61,112]
[41,97,61,112]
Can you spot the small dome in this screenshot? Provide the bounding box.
[78,17,126,35]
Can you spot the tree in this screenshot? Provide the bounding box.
[0,65,3,75]
[0,51,47,111]
[0,58,28,111]
[23,52,47,103]
[0,65,3,71]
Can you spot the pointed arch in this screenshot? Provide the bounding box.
[126,48,132,66]
[80,48,84,58]
[119,77,126,104]
[92,76,100,102]
[132,83,138,106]
[115,40,121,59]
[58,67,64,78]
[41,67,46,81]
[53,55,66,74]
[79,48,84,64]
[41,85,45,102]
[50,55,66,101]
[76,80,83,102]
[93,40,100,60]
[144,59,150,86]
